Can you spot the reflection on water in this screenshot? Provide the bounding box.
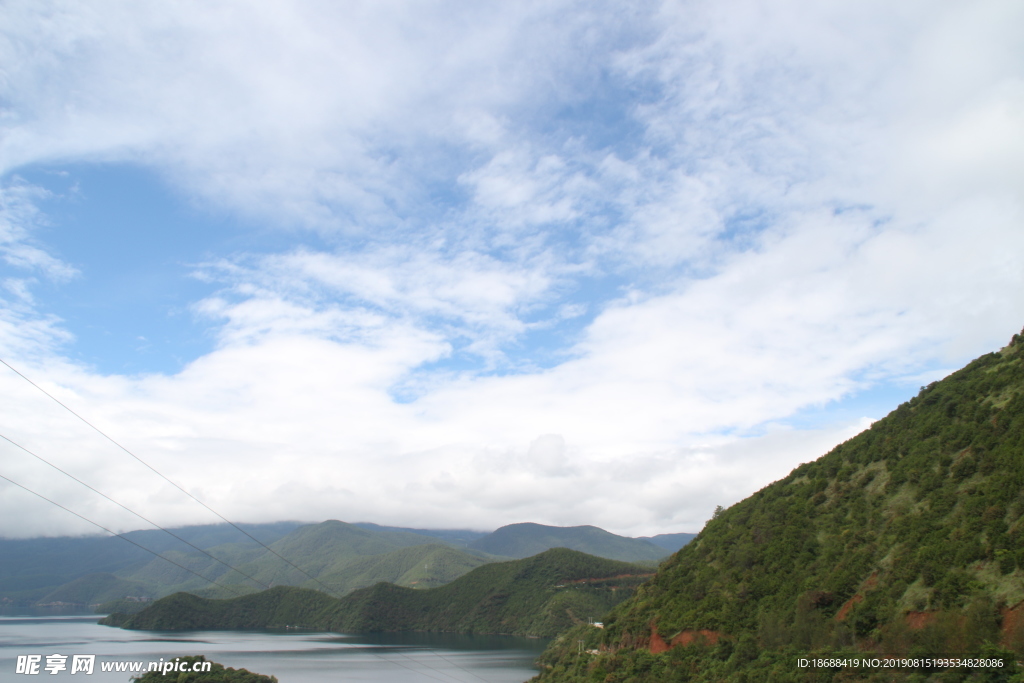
[0,615,548,682]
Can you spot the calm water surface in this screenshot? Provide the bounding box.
[0,615,548,682]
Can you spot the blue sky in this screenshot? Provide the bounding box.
[12,164,221,373]
[1,0,1022,538]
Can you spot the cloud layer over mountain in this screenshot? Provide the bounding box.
[0,0,1021,537]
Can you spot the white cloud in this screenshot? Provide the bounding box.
[0,0,632,235]
[192,245,562,368]
[0,0,1022,538]
[0,181,78,364]
[0,181,77,282]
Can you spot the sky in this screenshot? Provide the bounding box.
[1,0,1022,539]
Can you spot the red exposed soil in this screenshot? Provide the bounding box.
[671,630,722,647]
[902,603,1024,641]
[905,611,937,630]
[902,601,1024,637]
[649,625,670,653]
[834,572,879,622]
[648,624,723,653]
[835,593,863,622]
[1001,600,1024,643]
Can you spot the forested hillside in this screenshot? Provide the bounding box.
[103,548,652,637]
[0,522,301,611]
[535,331,1024,681]
[1,521,500,611]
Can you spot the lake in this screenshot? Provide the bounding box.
[0,615,549,682]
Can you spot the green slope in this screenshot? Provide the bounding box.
[313,543,495,593]
[1,520,497,610]
[469,523,670,562]
[103,548,653,637]
[10,520,668,613]
[321,548,652,636]
[0,522,301,608]
[36,573,153,606]
[352,522,488,547]
[109,520,472,598]
[535,330,1024,682]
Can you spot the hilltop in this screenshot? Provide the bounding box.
[535,330,1024,681]
[103,548,652,637]
[352,522,488,547]
[469,523,670,562]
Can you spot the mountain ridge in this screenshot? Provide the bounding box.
[102,548,653,637]
[1,519,689,612]
[469,522,670,562]
[534,330,1024,681]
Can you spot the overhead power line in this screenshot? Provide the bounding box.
[0,357,338,597]
[0,470,249,598]
[0,431,270,592]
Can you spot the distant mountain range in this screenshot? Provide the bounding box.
[534,330,1024,681]
[0,521,303,610]
[0,519,693,612]
[638,532,697,552]
[102,548,653,637]
[468,523,671,562]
